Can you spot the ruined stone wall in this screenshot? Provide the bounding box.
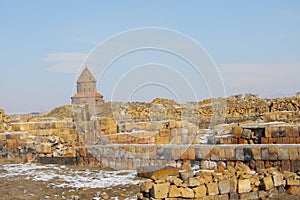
[211,123,300,145]
[0,121,87,164]
[73,95,300,145]
[86,144,300,172]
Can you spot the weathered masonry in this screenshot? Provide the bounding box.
[86,144,300,172]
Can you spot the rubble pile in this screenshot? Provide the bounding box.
[215,124,300,145]
[0,108,11,132]
[138,163,300,199]
[44,105,73,120]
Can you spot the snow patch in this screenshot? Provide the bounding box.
[0,163,138,189]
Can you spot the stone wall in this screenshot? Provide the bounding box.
[0,121,87,164]
[86,144,300,172]
[213,123,300,145]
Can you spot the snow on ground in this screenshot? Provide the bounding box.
[0,163,139,189]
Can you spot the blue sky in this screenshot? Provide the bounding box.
[0,1,300,113]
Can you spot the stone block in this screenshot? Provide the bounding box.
[224,147,235,160]
[238,179,251,193]
[207,182,219,196]
[156,147,172,160]
[170,177,183,186]
[268,147,278,160]
[252,147,261,160]
[0,133,6,141]
[137,165,179,180]
[179,187,194,198]
[171,135,182,144]
[180,170,194,182]
[238,138,248,144]
[229,177,237,193]
[210,147,220,161]
[203,174,213,183]
[175,120,189,128]
[11,123,20,131]
[291,160,300,172]
[6,139,18,150]
[65,149,76,157]
[241,128,252,140]
[217,194,229,200]
[243,148,254,161]
[289,147,298,160]
[264,127,271,138]
[151,182,170,199]
[171,148,185,160]
[170,128,178,137]
[235,148,244,161]
[233,127,243,138]
[277,147,289,160]
[287,179,300,186]
[159,129,170,137]
[272,174,284,187]
[182,148,195,160]
[261,138,267,144]
[239,192,258,200]
[229,192,239,200]
[261,147,269,160]
[286,186,300,195]
[262,176,274,190]
[169,185,181,198]
[272,127,280,138]
[195,148,203,160]
[140,180,154,193]
[285,126,298,138]
[281,160,291,171]
[188,177,200,187]
[193,185,207,198]
[200,160,217,170]
[155,135,170,144]
[258,190,267,199]
[218,179,230,194]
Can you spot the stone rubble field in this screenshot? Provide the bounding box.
[137,163,300,199]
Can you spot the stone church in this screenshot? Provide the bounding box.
[71,66,104,105]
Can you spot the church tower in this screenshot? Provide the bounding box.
[71,66,104,105]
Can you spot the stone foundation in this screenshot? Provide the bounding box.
[0,121,87,164]
[86,144,300,171]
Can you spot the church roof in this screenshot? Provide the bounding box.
[71,92,103,98]
[77,66,96,83]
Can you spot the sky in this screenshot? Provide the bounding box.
[0,1,300,113]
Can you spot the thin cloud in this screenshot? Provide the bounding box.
[42,52,88,73]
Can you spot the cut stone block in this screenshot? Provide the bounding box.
[207,182,219,196]
[218,179,231,194]
[151,182,170,199]
[136,165,179,180]
[262,176,274,190]
[193,185,207,198]
[179,187,194,198]
[238,179,251,193]
[169,185,181,198]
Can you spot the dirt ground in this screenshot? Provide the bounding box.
[0,159,140,200]
[0,178,139,200]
